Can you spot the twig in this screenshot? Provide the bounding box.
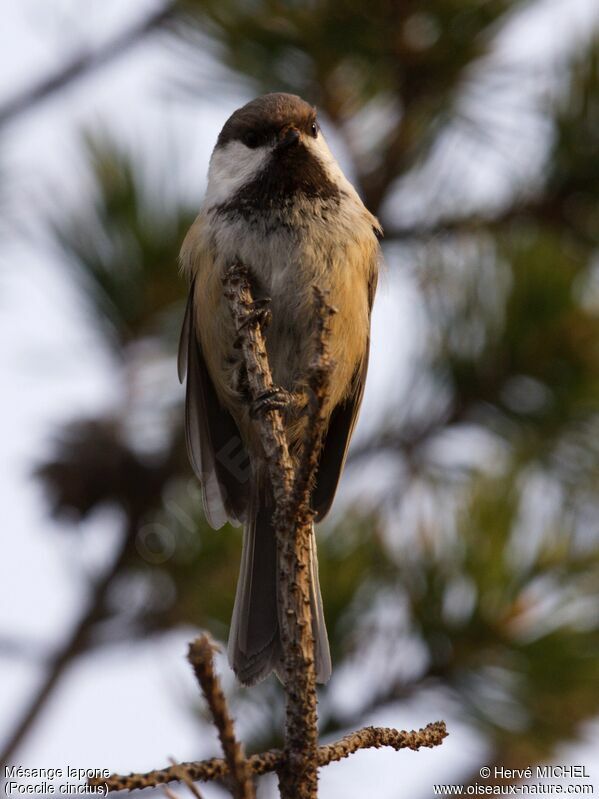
[88,722,448,791]
[290,286,337,513]
[222,263,294,503]
[187,637,254,799]
[222,264,334,798]
[166,762,204,799]
[271,287,335,798]
[162,784,183,799]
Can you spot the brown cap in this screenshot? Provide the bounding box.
[216,93,317,149]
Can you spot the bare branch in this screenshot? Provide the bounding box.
[162,784,183,799]
[319,721,448,761]
[222,264,335,798]
[187,636,254,799]
[166,761,205,799]
[274,287,335,798]
[290,286,336,513]
[222,263,294,503]
[89,722,448,792]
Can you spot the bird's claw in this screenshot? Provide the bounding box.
[239,297,272,331]
[250,387,291,418]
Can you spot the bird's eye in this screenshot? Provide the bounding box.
[242,131,259,148]
[310,122,319,138]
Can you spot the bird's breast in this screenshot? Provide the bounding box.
[205,197,376,409]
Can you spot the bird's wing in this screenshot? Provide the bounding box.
[178,269,249,530]
[312,265,378,521]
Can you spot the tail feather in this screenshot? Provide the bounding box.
[228,502,281,685]
[228,499,331,686]
[306,530,332,683]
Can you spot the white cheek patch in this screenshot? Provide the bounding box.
[205,141,271,207]
[304,133,360,201]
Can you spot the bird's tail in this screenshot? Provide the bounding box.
[227,494,332,686]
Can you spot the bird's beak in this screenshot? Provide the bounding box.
[278,127,301,149]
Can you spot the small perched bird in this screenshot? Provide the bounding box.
[179,93,381,685]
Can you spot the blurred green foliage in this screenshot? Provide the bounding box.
[174,0,518,210]
[6,0,599,790]
[50,138,197,348]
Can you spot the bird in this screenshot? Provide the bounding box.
[178,92,382,686]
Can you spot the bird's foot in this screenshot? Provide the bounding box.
[250,387,293,418]
[242,297,272,330]
[233,298,272,348]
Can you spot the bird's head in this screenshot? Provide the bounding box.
[205,93,353,211]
